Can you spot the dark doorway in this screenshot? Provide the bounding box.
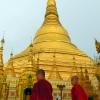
[88,97,94,100]
[23,88,32,100]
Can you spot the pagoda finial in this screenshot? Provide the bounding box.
[10,47,13,58]
[9,51,13,61]
[30,37,32,44]
[1,31,5,48]
[47,0,56,6]
[10,52,13,59]
[43,0,61,25]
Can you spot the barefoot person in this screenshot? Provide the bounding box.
[30,69,53,100]
[71,76,88,100]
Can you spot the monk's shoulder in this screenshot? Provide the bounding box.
[74,84,83,90]
[38,79,48,83]
[44,80,52,85]
[33,82,38,87]
[38,80,51,86]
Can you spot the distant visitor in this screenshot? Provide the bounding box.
[30,69,53,100]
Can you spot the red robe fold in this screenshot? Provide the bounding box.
[71,84,88,100]
[30,79,53,100]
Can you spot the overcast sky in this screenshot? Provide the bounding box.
[0,0,100,63]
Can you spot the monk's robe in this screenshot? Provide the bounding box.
[30,79,53,100]
[71,84,88,100]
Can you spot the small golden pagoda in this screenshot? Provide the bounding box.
[84,69,98,100]
[5,52,16,78]
[79,68,99,100]
[0,37,9,100]
[16,43,37,100]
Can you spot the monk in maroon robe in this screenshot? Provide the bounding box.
[71,76,88,100]
[30,69,53,100]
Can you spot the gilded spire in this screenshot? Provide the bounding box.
[27,43,33,67]
[5,52,16,77]
[1,31,5,48]
[25,43,37,72]
[48,53,62,80]
[43,0,61,25]
[10,52,13,59]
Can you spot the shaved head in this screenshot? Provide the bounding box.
[71,76,78,80]
[71,76,79,86]
[36,69,45,77]
[36,69,45,81]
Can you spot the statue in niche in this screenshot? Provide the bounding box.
[28,75,32,80]
[26,92,30,100]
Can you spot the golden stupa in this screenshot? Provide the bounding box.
[1,0,100,100]
[4,0,94,80]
